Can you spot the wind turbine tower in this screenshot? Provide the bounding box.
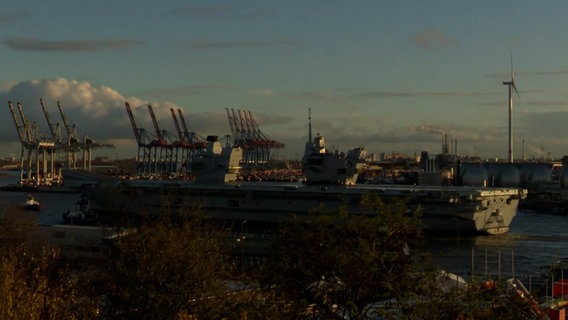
[502,50,519,163]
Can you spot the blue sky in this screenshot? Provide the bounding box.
[1,1,568,161]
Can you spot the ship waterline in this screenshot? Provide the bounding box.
[87,179,525,235]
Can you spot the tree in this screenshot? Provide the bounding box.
[0,204,92,319]
[0,244,85,320]
[97,213,235,319]
[262,193,429,318]
[260,192,530,319]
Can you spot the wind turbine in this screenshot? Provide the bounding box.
[502,48,519,163]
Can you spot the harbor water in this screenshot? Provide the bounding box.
[1,170,566,291]
[427,209,568,291]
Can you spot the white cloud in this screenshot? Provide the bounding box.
[2,78,567,161]
[251,89,273,96]
[0,78,228,158]
[413,29,457,50]
[0,78,293,160]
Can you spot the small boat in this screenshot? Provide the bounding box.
[24,194,40,211]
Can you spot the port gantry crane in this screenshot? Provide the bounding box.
[176,108,207,152]
[8,99,115,187]
[148,104,177,175]
[170,108,186,170]
[170,108,206,173]
[8,101,60,187]
[125,102,154,176]
[126,102,210,177]
[56,100,114,171]
[226,108,284,169]
[40,98,64,148]
[125,102,177,177]
[57,100,80,169]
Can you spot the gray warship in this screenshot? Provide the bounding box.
[85,116,527,236]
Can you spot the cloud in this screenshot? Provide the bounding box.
[171,5,270,20]
[0,12,29,25]
[251,89,274,97]
[524,100,568,107]
[1,78,134,142]
[251,87,497,104]
[287,91,348,104]
[518,110,568,137]
[189,39,298,49]
[190,40,270,49]
[280,113,512,159]
[485,70,568,78]
[522,70,568,76]
[4,37,143,52]
[173,5,233,18]
[140,84,232,99]
[0,78,248,158]
[275,38,300,46]
[2,78,566,161]
[249,89,348,104]
[413,29,457,50]
[478,94,568,108]
[350,90,493,100]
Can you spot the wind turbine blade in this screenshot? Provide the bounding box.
[512,81,520,97]
[509,47,514,77]
[508,45,515,80]
[509,46,520,97]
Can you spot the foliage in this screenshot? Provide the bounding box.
[0,192,542,319]
[0,245,83,320]
[97,214,234,319]
[262,192,428,318]
[0,204,99,319]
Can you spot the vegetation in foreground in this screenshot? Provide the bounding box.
[0,194,536,319]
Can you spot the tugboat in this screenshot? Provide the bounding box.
[24,194,40,211]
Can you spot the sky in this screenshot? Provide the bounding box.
[1,1,568,161]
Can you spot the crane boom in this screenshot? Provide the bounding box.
[231,108,242,140]
[170,108,185,143]
[8,101,26,144]
[176,108,206,148]
[40,98,59,142]
[226,108,237,138]
[246,110,262,139]
[57,101,77,141]
[125,102,142,145]
[177,109,189,134]
[17,102,34,143]
[238,109,253,140]
[147,105,165,143]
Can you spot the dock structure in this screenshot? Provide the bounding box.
[56,101,115,171]
[124,104,285,177]
[226,108,284,170]
[9,100,62,187]
[7,99,114,187]
[170,107,207,173]
[125,102,207,177]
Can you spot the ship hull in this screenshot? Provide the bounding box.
[87,179,525,235]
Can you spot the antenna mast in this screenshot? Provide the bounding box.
[308,108,312,143]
